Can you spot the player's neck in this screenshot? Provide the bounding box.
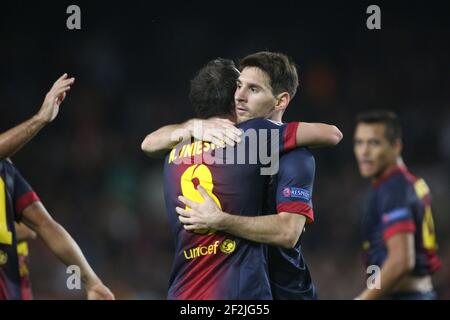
[372,162,401,186]
[268,112,283,123]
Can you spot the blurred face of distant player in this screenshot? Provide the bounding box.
[354,123,401,179]
[234,67,278,123]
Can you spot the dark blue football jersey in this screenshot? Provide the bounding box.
[267,147,317,300]
[362,166,441,276]
[0,160,39,300]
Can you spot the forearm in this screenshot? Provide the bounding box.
[218,212,301,248]
[0,115,46,159]
[358,260,409,300]
[296,122,343,147]
[141,120,193,157]
[34,220,101,287]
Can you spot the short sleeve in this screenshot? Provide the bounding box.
[238,118,299,153]
[379,185,416,241]
[275,148,315,224]
[13,167,40,218]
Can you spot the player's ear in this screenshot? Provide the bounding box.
[274,92,290,112]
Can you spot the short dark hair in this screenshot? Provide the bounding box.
[356,110,402,143]
[189,58,239,119]
[239,51,299,99]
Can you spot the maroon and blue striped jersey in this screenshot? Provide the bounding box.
[163,118,298,299]
[362,165,441,276]
[0,159,39,300]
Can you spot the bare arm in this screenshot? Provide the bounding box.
[218,212,305,249]
[21,201,114,300]
[0,74,75,159]
[176,186,306,248]
[141,122,192,158]
[14,222,37,242]
[141,118,242,158]
[296,122,343,147]
[356,232,415,300]
[0,116,47,159]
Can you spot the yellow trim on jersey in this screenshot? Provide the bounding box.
[17,241,29,257]
[168,141,217,164]
[414,179,430,199]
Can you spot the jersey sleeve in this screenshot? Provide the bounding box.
[12,166,40,220]
[275,149,315,224]
[280,121,299,152]
[379,184,416,241]
[239,118,299,154]
[269,120,298,154]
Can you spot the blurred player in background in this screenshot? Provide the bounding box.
[353,110,441,300]
[0,74,75,159]
[177,52,331,299]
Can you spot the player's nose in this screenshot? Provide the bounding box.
[361,144,371,156]
[235,87,247,102]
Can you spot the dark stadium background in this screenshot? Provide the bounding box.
[0,1,448,299]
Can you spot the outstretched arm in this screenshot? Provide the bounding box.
[0,74,75,159]
[21,201,115,300]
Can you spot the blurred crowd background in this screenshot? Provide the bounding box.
[0,1,448,299]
